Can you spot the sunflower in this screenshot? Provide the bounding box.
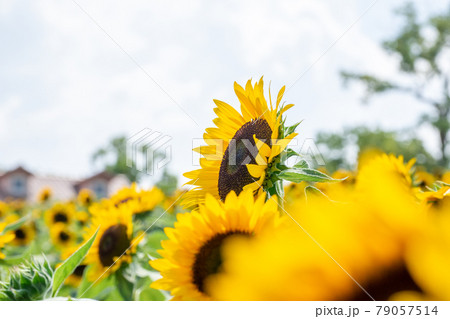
[83,204,140,281]
[107,184,164,215]
[357,154,417,197]
[109,183,140,207]
[356,154,424,240]
[38,187,52,203]
[77,189,95,207]
[45,202,75,226]
[150,190,281,300]
[182,78,298,209]
[50,223,76,249]
[5,214,36,247]
[137,187,164,213]
[0,222,15,259]
[209,171,423,301]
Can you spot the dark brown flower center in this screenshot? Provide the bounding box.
[53,212,68,223]
[115,197,133,207]
[74,265,87,278]
[192,230,250,294]
[15,229,26,240]
[59,231,70,242]
[218,119,272,201]
[98,224,131,267]
[350,262,421,301]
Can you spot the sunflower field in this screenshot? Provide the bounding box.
[1,78,450,301]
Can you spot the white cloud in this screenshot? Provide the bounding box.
[1,0,449,181]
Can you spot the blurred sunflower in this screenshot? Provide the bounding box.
[356,154,424,240]
[182,78,297,209]
[50,223,76,249]
[45,202,75,226]
[209,181,422,301]
[110,183,140,207]
[6,214,35,247]
[0,222,15,259]
[38,187,52,203]
[107,184,164,215]
[77,189,95,207]
[84,204,140,281]
[137,187,164,214]
[150,190,281,300]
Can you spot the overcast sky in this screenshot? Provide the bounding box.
[1,0,450,184]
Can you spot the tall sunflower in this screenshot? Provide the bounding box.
[182,78,298,209]
[150,190,281,300]
[83,204,140,281]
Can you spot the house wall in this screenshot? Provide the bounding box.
[0,172,29,199]
[108,175,131,197]
[79,178,109,198]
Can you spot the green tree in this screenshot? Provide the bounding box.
[341,3,450,166]
[92,136,140,182]
[92,135,177,188]
[316,126,437,173]
[155,168,178,196]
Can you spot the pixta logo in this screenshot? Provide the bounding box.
[126,128,172,176]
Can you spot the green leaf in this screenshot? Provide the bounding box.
[139,286,166,301]
[0,256,53,301]
[115,266,134,301]
[279,168,343,183]
[52,228,99,297]
[285,121,302,136]
[284,148,300,159]
[293,160,309,169]
[1,214,30,234]
[77,266,114,299]
[304,185,323,196]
